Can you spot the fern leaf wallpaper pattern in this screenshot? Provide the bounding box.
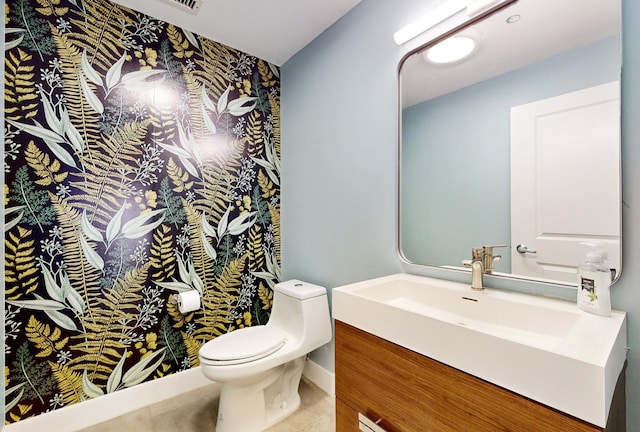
[4,0,281,423]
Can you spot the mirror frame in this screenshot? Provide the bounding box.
[395,0,622,288]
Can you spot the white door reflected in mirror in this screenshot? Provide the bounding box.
[510,81,620,283]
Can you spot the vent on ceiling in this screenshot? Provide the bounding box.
[161,0,203,14]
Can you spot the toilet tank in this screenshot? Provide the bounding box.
[268,280,332,351]
[274,280,327,299]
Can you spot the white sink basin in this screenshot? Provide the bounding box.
[332,273,627,427]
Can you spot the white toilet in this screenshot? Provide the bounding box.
[198,279,332,432]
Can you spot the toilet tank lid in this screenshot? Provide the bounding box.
[274,280,326,300]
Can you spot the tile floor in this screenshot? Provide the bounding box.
[77,377,335,432]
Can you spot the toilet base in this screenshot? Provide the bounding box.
[214,356,306,432]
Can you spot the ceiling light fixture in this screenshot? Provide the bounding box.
[425,36,476,63]
[394,0,514,45]
[394,0,469,45]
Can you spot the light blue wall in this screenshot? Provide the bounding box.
[402,36,619,270]
[282,0,640,429]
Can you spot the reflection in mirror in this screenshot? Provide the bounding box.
[399,0,621,286]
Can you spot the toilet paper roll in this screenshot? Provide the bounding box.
[177,290,201,313]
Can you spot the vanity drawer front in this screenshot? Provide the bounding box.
[335,320,602,432]
[336,398,360,431]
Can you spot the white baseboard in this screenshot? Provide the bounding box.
[4,367,213,432]
[4,360,335,432]
[303,358,335,397]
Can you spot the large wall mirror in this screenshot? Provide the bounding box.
[399,0,621,286]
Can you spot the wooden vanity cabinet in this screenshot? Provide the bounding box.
[335,320,625,432]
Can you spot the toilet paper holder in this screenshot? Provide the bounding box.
[169,291,201,313]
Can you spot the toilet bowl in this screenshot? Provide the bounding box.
[199,280,332,432]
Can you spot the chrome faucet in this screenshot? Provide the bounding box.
[462,245,505,290]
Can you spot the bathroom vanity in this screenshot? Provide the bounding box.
[335,321,625,431]
[332,274,627,431]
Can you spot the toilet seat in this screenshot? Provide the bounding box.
[200,326,286,365]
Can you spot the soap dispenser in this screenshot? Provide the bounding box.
[577,243,611,316]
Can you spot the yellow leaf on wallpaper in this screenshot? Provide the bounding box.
[258,282,273,311]
[35,6,68,16]
[26,315,69,358]
[258,170,276,198]
[18,404,32,415]
[167,157,193,192]
[5,227,38,300]
[5,48,37,121]
[154,363,172,379]
[35,0,68,15]
[50,159,61,171]
[54,173,68,183]
[25,141,68,186]
[15,82,35,91]
[49,363,83,406]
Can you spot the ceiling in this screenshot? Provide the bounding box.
[401,0,621,108]
[109,0,362,66]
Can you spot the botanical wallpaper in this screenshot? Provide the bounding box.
[4,0,280,423]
